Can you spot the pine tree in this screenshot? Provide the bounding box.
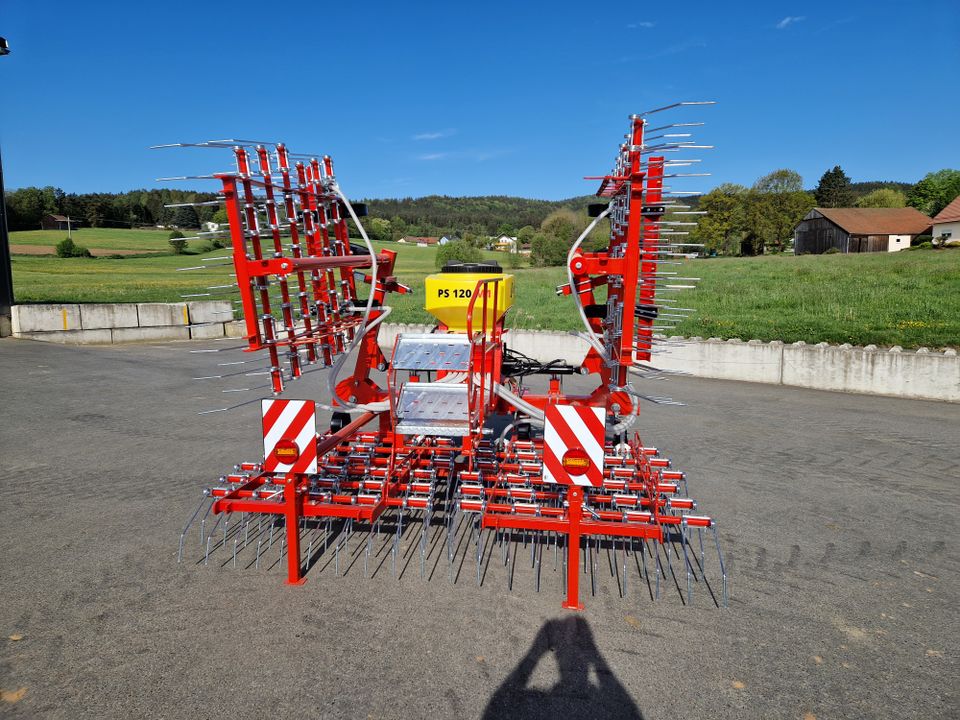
[814,166,854,207]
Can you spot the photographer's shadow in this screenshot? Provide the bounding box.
[483,616,643,719]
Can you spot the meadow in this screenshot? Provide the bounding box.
[9,227,181,253]
[9,230,960,348]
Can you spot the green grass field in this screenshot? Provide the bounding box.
[10,230,960,348]
[10,228,182,253]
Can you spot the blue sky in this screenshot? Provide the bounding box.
[1,0,957,199]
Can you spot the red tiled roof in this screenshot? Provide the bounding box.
[932,195,960,224]
[815,207,932,235]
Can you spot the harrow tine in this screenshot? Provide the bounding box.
[392,511,402,577]
[698,526,705,570]
[713,525,728,608]
[364,522,373,578]
[622,538,628,598]
[203,514,222,551]
[508,531,517,591]
[198,502,213,545]
[655,541,663,600]
[680,524,693,604]
[306,523,316,573]
[178,496,209,563]
[589,539,596,597]
[421,510,430,580]
[535,533,542,593]
[561,536,566,593]
[476,520,483,586]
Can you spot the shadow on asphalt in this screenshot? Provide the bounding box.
[482,616,643,719]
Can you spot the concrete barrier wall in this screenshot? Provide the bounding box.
[376,323,958,403]
[9,301,232,344]
[8,307,958,402]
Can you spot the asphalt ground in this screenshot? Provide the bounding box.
[1,337,958,719]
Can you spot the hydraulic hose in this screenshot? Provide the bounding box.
[326,181,383,412]
[566,207,611,359]
[493,382,545,423]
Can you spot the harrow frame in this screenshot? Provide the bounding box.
[171,104,727,609]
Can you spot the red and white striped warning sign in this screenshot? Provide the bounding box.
[261,399,318,474]
[542,404,605,486]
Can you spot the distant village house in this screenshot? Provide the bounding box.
[931,196,960,245]
[398,236,440,247]
[793,207,932,254]
[490,234,518,253]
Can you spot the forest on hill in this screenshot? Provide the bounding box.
[360,194,596,237]
[5,166,957,259]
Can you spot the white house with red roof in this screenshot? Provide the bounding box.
[931,195,960,245]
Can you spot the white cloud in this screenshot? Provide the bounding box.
[412,129,457,141]
[627,21,655,29]
[415,148,509,162]
[776,15,806,29]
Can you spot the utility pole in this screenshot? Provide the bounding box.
[0,37,12,336]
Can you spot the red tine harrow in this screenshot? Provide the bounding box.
[166,104,727,609]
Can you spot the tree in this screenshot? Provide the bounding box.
[505,251,525,269]
[746,170,815,253]
[907,169,960,216]
[814,166,854,207]
[172,205,199,228]
[689,183,748,255]
[435,240,481,268]
[540,209,581,242]
[211,208,229,225]
[390,216,408,241]
[86,201,106,228]
[855,188,907,208]
[55,237,92,258]
[366,217,392,242]
[168,231,188,254]
[530,232,568,266]
[756,169,804,194]
[516,225,535,245]
[3,186,63,230]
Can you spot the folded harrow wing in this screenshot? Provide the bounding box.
[167,103,727,609]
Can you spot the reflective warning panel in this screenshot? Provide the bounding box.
[541,404,605,486]
[261,399,318,474]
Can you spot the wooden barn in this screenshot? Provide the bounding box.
[39,214,81,231]
[793,207,932,254]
